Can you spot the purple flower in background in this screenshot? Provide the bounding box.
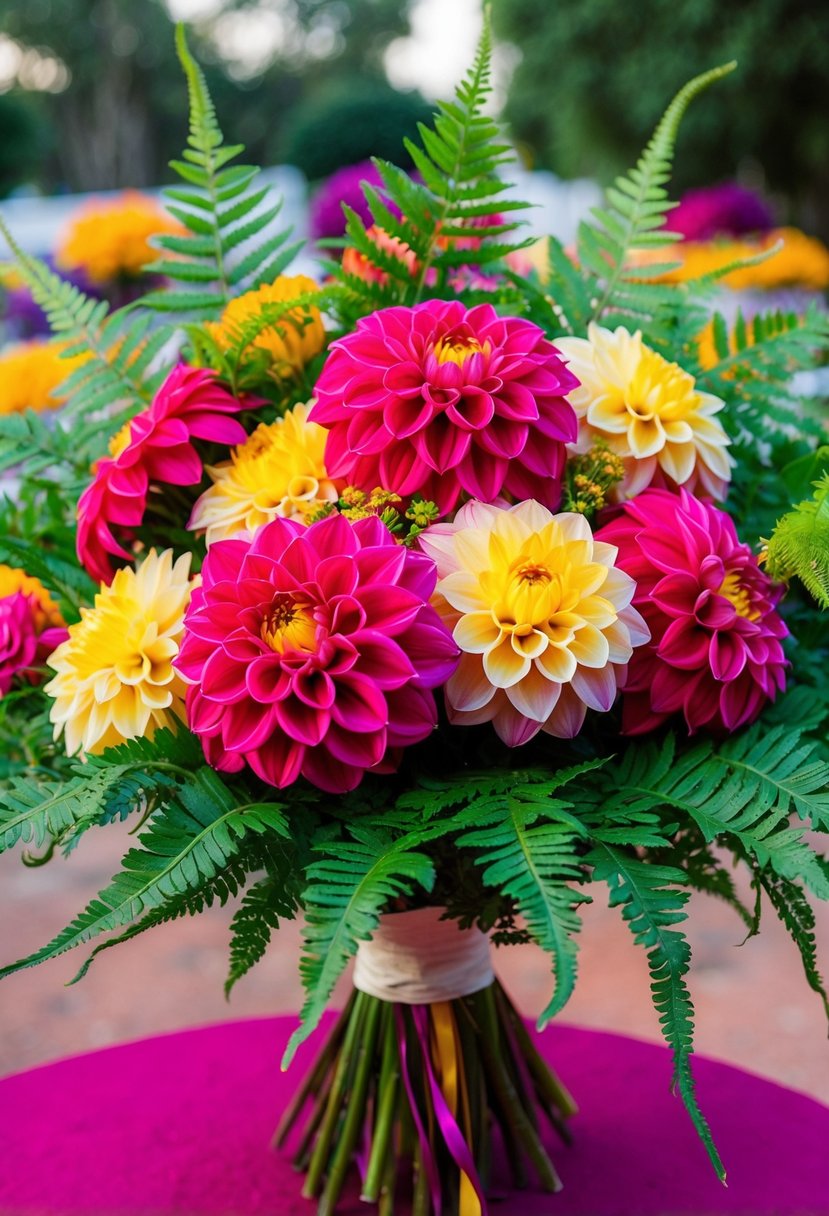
[670,183,776,242]
[2,257,100,340]
[309,160,406,243]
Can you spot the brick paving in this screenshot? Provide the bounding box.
[1,821,827,1103]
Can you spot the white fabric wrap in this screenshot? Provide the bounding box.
[353,907,493,1005]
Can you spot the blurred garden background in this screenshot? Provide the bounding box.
[0,0,828,1102]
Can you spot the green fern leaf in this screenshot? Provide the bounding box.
[588,844,724,1179]
[283,827,434,1067]
[143,26,301,321]
[225,847,302,996]
[764,473,829,608]
[0,767,288,981]
[581,62,736,322]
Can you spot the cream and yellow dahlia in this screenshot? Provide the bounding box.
[207,274,325,374]
[189,402,339,545]
[419,500,649,745]
[556,323,733,501]
[45,550,193,756]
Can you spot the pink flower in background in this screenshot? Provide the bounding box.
[309,299,578,517]
[175,512,459,793]
[77,364,247,585]
[670,183,775,241]
[0,593,67,696]
[597,488,788,735]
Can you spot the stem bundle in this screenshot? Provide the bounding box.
[278,979,575,1215]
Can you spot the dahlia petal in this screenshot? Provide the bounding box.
[491,699,543,747]
[201,649,250,703]
[246,655,292,703]
[453,612,502,654]
[384,684,438,743]
[504,665,562,722]
[355,585,425,632]
[323,722,387,768]
[275,695,330,746]
[300,748,366,794]
[330,673,389,732]
[483,638,531,689]
[541,684,588,738]
[248,735,306,788]
[445,652,497,713]
[222,700,278,751]
[657,616,711,670]
[709,630,748,682]
[349,630,416,688]
[570,663,618,712]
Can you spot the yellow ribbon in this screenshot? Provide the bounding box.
[432,1002,482,1216]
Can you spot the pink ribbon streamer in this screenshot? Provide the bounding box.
[394,1004,443,1216]
[411,1004,489,1216]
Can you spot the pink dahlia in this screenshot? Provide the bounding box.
[308,299,579,516]
[597,489,788,734]
[175,512,459,793]
[0,592,67,696]
[77,364,247,584]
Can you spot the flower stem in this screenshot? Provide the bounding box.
[362,1003,399,1203]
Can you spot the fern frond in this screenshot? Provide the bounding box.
[283,828,434,1067]
[333,11,530,314]
[588,844,723,1178]
[0,767,288,981]
[0,535,96,620]
[764,473,829,608]
[580,62,736,322]
[143,26,301,320]
[225,846,302,996]
[0,216,166,426]
[758,868,829,1021]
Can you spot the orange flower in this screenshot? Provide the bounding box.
[0,339,89,414]
[631,228,829,291]
[56,191,183,283]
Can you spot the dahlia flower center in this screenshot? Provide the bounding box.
[718,570,761,621]
[432,333,488,367]
[260,595,317,654]
[108,420,134,459]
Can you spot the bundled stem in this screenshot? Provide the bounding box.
[278,980,574,1215]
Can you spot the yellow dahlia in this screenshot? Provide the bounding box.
[45,550,194,756]
[56,191,182,284]
[420,500,649,745]
[556,323,733,501]
[0,339,88,414]
[189,402,339,545]
[0,566,64,633]
[206,274,325,374]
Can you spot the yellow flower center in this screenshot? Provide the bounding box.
[108,420,133,459]
[718,570,760,621]
[433,334,488,367]
[260,595,317,654]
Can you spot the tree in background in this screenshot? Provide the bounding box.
[492,0,829,238]
[0,0,417,192]
[0,92,50,198]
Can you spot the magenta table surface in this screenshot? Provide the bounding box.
[0,1016,827,1216]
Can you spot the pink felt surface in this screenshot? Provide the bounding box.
[0,1016,827,1216]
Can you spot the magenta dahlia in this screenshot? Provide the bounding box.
[175,512,459,793]
[308,299,579,516]
[77,364,247,585]
[597,488,788,735]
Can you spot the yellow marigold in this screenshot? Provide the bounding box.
[206,275,325,374]
[0,339,88,414]
[56,190,182,284]
[45,549,193,756]
[631,228,829,291]
[189,402,339,545]
[0,565,64,632]
[556,323,734,501]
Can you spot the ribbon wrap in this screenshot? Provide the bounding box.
[353,907,494,1004]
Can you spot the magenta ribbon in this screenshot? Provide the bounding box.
[394,1004,444,1216]
[411,1004,489,1216]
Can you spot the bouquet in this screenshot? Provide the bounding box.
[2,19,829,1215]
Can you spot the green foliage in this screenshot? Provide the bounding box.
[284,828,435,1066]
[587,845,723,1180]
[143,25,301,319]
[764,473,829,608]
[334,12,531,316]
[576,62,734,324]
[697,307,829,447]
[225,849,303,996]
[0,217,167,437]
[0,764,289,982]
[756,869,829,1020]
